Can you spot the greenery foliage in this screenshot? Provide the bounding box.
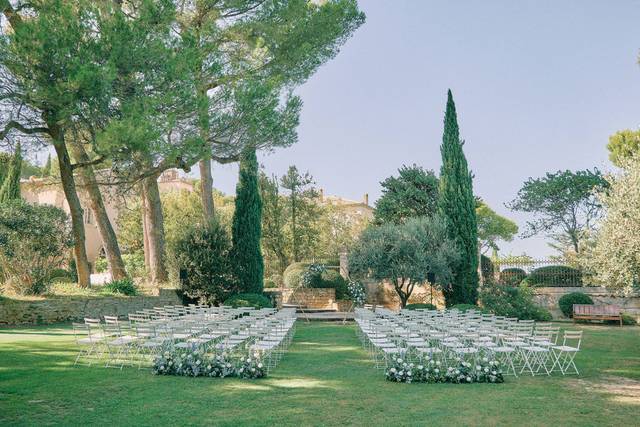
[526,265,583,287]
[499,268,528,286]
[480,285,553,321]
[0,200,72,295]
[373,165,439,224]
[223,293,273,309]
[312,269,349,300]
[231,148,264,294]
[102,279,138,296]
[607,129,640,167]
[0,143,22,203]
[585,159,640,292]
[174,218,236,305]
[450,304,488,313]
[508,169,608,254]
[404,303,437,310]
[437,90,479,305]
[95,253,146,278]
[476,199,518,254]
[282,262,310,288]
[349,216,458,307]
[558,292,594,317]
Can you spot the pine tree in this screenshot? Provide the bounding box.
[437,90,479,305]
[230,147,264,293]
[0,143,23,202]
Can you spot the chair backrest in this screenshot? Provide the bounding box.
[562,330,583,349]
[104,315,119,325]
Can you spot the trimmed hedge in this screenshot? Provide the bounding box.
[526,265,583,287]
[558,292,593,317]
[499,268,527,286]
[282,262,310,288]
[480,285,552,321]
[310,269,348,300]
[405,303,437,310]
[223,293,273,309]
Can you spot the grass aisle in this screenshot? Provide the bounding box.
[1,322,639,426]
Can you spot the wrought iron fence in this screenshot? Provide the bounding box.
[486,258,585,287]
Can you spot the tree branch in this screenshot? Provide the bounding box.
[71,155,106,170]
[0,120,49,139]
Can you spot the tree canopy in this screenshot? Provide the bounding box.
[348,216,458,308]
[373,164,439,225]
[508,168,608,254]
[476,199,518,255]
[607,129,640,167]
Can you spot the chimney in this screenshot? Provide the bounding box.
[363,193,369,206]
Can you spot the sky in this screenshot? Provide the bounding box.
[204,0,640,257]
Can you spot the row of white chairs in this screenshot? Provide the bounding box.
[355,307,583,377]
[73,305,297,373]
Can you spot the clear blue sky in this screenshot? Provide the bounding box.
[206,0,640,257]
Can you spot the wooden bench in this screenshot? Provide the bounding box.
[573,304,622,326]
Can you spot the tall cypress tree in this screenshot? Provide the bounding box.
[0,143,23,202]
[230,147,264,294]
[437,90,479,305]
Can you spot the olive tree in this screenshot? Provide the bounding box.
[348,216,459,308]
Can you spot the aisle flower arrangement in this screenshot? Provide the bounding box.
[347,280,366,307]
[153,349,264,379]
[385,357,504,384]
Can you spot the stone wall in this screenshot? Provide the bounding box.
[363,281,444,310]
[0,289,182,325]
[265,288,354,311]
[532,287,640,320]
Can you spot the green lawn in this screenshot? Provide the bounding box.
[1,322,639,426]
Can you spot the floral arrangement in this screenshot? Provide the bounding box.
[347,280,366,307]
[301,263,326,287]
[237,354,266,379]
[153,349,263,379]
[474,357,504,383]
[385,356,504,384]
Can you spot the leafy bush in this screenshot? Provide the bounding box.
[102,279,138,296]
[480,285,552,321]
[558,292,594,317]
[282,262,310,288]
[451,303,488,313]
[621,314,637,326]
[0,200,72,295]
[405,303,437,310]
[223,293,273,309]
[527,265,583,287]
[174,218,236,305]
[312,269,349,299]
[94,253,145,278]
[499,268,527,286]
[264,279,277,289]
[49,268,72,282]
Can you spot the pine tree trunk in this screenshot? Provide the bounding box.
[141,174,168,283]
[50,130,91,287]
[68,141,128,281]
[199,157,215,221]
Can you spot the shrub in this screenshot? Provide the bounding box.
[405,303,437,310]
[499,268,527,286]
[621,314,637,326]
[0,200,72,295]
[102,278,138,296]
[223,293,273,309]
[174,218,236,305]
[264,279,277,289]
[558,292,593,317]
[451,303,488,313]
[313,269,349,299]
[49,268,72,282]
[480,255,494,283]
[282,262,310,288]
[94,253,145,278]
[527,265,583,287]
[480,285,552,321]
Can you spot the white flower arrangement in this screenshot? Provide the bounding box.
[385,356,504,384]
[152,348,262,379]
[347,280,366,306]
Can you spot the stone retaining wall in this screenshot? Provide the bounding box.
[0,289,182,325]
[532,287,640,320]
[265,288,353,311]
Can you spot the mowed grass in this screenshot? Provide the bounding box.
[1,322,639,426]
